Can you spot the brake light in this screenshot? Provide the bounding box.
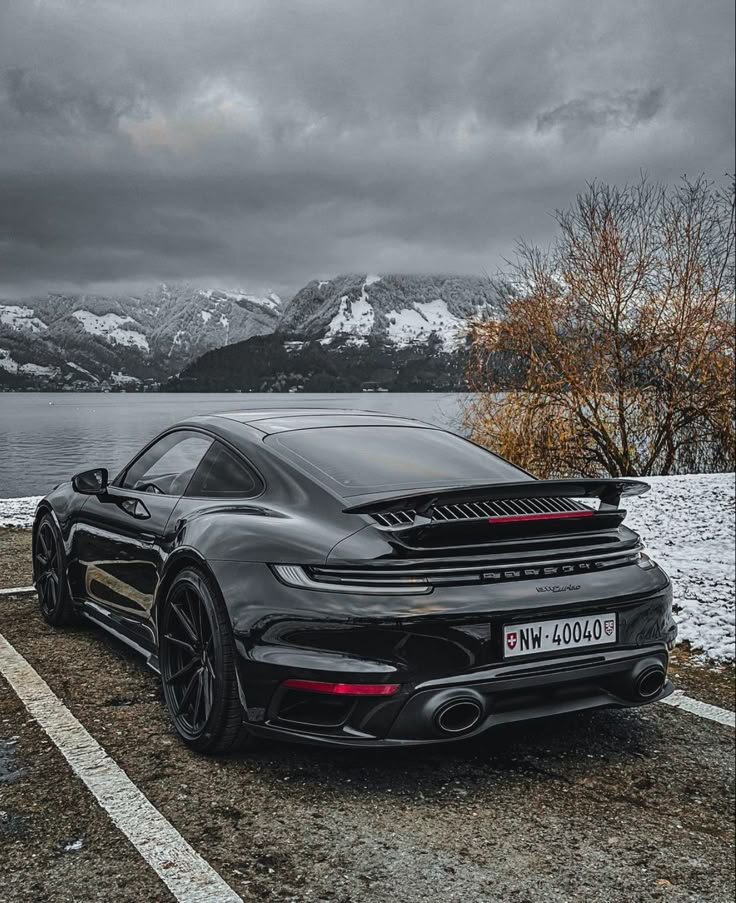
[487,510,595,524]
[282,679,400,696]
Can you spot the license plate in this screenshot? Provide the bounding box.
[503,613,617,658]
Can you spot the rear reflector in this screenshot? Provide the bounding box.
[487,510,595,524]
[282,679,400,696]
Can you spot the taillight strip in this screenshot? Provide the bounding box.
[311,546,640,580]
[282,679,400,696]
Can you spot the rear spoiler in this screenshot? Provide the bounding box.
[343,478,650,516]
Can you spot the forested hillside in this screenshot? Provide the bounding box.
[170,332,467,392]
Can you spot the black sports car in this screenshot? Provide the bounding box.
[33,408,676,753]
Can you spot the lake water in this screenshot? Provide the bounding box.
[0,392,469,497]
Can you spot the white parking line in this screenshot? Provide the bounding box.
[0,586,36,595]
[0,632,243,903]
[660,691,735,728]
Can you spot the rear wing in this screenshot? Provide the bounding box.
[343,478,650,516]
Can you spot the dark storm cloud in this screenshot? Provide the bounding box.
[0,0,733,297]
[2,67,142,133]
[537,88,666,135]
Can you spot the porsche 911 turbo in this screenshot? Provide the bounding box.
[32,408,676,753]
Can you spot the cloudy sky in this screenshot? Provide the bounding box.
[1,0,733,299]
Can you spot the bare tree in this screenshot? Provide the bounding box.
[465,175,735,477]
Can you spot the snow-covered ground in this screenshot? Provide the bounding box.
[0,496,43,528]
[1,473,733,660]
[624,473,734,661]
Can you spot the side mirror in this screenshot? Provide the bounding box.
[72,467,109,495]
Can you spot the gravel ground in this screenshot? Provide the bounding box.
[0,529,734,902]
[0,529,34,589]
[0,592,734,902]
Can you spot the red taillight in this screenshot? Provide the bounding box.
[487,510,594,524]
[282,679,400,696]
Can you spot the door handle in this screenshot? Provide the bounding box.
[120,498,151,520]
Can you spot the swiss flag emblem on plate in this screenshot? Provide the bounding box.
[506,632,518,650]
[604,619,615,636]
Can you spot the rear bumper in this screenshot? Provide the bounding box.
[221,560,676,747]
[245,643,673,748]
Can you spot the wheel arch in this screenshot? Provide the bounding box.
[31,502,58,580]
[155,548,227,634]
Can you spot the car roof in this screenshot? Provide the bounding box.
[191,408,434,435]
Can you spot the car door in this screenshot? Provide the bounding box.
[73,429,214,626]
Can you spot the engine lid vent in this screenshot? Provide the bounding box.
[372,496,593,529]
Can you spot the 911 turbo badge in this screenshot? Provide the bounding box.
[34,407,676,753]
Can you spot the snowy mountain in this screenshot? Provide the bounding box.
[1,274,501,390]
[279,274,500,348]
[0,285,282,388]
[172,274,502,393]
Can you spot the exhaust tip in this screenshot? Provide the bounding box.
[635,667,666,700]
[435,699,483,735]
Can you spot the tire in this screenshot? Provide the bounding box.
[158,567,252,754]
[34,513,75,626]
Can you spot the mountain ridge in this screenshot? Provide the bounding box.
[0,274,500,390]
[0,284,281,389]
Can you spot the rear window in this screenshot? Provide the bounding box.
[266,426,528,496]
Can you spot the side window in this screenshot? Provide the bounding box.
[185,441,261,498]
[120,431,213,495]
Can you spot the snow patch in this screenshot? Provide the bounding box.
[110,371,140,385]
[0,349,18,373]
[0,351,58,378]
[201,289,281,312]
[167,330,187,358]
[18,362,59,378]
[0,497,43,526]
[321,294,375,346]
[320,276,383,346]
[66,362,99,382]
[72,310,149,351]
[0,305,47,333]
[386,299,463,350]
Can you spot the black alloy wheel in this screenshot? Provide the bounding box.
[159,568,249,754]
[34,514,74,625]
